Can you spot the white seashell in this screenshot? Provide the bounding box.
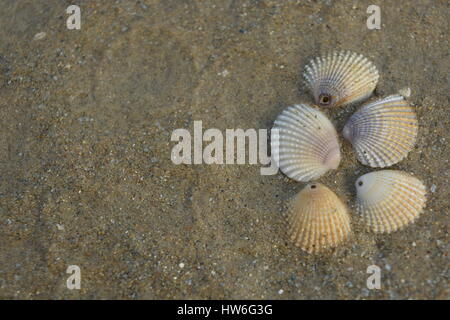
[355,170,427,233]
[398,87,411,98]
[343,94,418,167]
[303,51,379,108]
[287,183,351,253]
[33,32,47,41]
[271,104,341,182]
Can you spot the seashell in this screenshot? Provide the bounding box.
[271,104,341,182]
[287,183,351,253]
[303,51,379,108]
[355,170,427,233]
[342,93,418,167]
[398,87,411,98]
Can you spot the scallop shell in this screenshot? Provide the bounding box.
[355,170,427,233]
[342,93,418,167]
[287,183,351,253]
[271,104,341,182]
[303,51,379,108]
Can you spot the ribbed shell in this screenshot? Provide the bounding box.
[343,94,418,167]
[303,51,379,108]
[287,183,351,253]
[355,170,427,233]
[271,104,341,182]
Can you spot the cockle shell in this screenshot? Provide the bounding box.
[355,170,427,233]
[303,51,379,108]
[287,183,351,253]
[271,104,341,182]
[342,93,418,167]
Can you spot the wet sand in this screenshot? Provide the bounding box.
[0,0,448,299]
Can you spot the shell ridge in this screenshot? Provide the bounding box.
[287,184,350,253]
[303,51,379,107]
[344,95,418,167]
[355,171,427,233]
[273,104,340,181]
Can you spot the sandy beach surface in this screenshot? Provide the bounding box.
[0,0,448,299]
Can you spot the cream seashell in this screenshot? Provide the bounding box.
[303,51,379,108]
[287,183,351,253]
[398,87,411,98]
[343,94,418,167]
[355,170,427,233]
[271,104,341,182]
